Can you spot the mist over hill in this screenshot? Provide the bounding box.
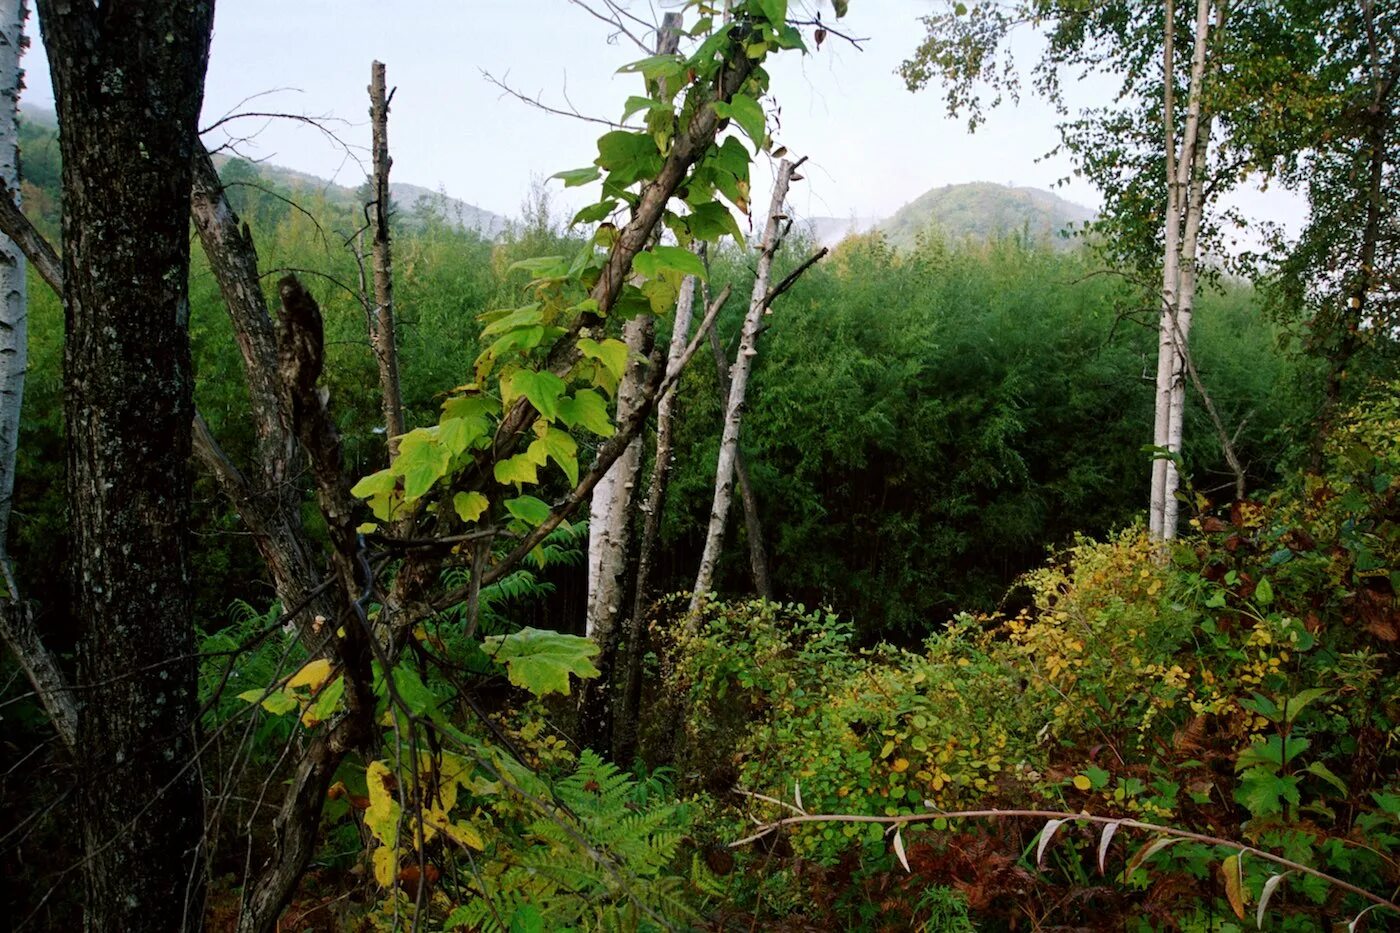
[18,103,507,238]
[877,181,1096,248]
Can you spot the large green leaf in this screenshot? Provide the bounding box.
[635,244,707,280]
[504,495,551,527]
[482,627,601,697]
[494,453,540,487]
[577,337,630,383]
[552,166,600,187]
[453,491,489,523]
[556,389,615,436]
[596,130,662,184]
[508,369,567,421]
[396,429,452,499]
[714,93,766,151]
[528,425,579,486]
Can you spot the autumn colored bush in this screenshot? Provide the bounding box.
[665,384,1400,929]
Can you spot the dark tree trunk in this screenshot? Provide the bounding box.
[36,1,215,929]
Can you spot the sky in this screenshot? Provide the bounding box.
[19,1,1304,236]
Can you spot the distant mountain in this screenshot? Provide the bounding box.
[797,214,879,247]
[17,102,508,238]
[877,182,1096,249]
[389,182,509,238]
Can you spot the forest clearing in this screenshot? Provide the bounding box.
[0,1,1397,930]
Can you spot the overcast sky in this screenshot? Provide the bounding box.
[19,1,1303,236]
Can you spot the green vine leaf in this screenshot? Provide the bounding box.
[552,166,601,187]
[557,389,616,436]
[529,424,579,486]
[637,244,707,280]
[577,337,630,383]
[396,429,452,500]
[482,627,602,697]
[505,495,551,527]
[494,453,540,487]
[596,130,663,184]
[453,491,489,524]
[714,93,766,151]
[507,369,567,421]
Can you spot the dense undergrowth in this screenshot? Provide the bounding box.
[184,384,1399,931]
[650,383,1400,929]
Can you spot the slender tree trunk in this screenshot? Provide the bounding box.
[586,315,653,639]
[1151,0,1212,541]
[612,270,699,761]
[584,13,682,644]
[368,60,405,457]
[0,0,24,598]
[1163,108,1212,533]
[1321,0,1388,436]
[691,158,795,613]
[706,305,774,599]
[1150,0,1179,539]
[36,1,215,929]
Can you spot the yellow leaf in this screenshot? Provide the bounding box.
[892,758,910,773]
[287,658,332,692]
[443,819,485,851]
[1073,775,1093,791]
[372,845,397,888]
[364,760,402,848]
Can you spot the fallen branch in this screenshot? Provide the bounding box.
[730,798,1400,917]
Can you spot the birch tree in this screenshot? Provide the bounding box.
[584,13,681,644]
[1152,0,1220,539]
[691,158,797,611]
[0,0,23,598]
[900,1,1290,539]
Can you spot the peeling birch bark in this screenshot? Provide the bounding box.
[586,314,653,640]
[0,0,24,597]
[691,158,796,613]
[1151,0,1214,541]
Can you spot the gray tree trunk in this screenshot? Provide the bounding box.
[706,306,774,599]
[586,314,653,640]
[691,158,795,613]
[612,269,699,761]
[368,60,405,458]
[37,1,215,929]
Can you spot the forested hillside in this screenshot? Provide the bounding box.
[0,2,1396,931]
[877,181,1096,249]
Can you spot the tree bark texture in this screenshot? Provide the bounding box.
[369,60,405,458]
[706,304,773,599]
[586,316,653,641]
[0,0,25,597]
[1150,0,1213,541]
[584,13,681,641]
[691,158,795,612]
[612,270,698,761]
[36,1,215,929]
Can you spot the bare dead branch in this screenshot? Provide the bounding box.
[482,69,626,128]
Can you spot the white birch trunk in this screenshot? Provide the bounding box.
[690,158,795,612]
[1149,0,1179,540]
[1163,113,1212,533]
[1152,0,1212,541]
[0,0,25,595]
[585,314,650,639]
[583,13,681,641]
